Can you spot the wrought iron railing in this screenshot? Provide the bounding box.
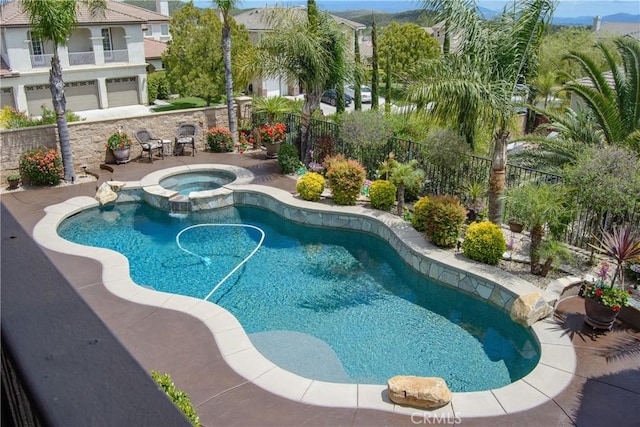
[251,112,639,249]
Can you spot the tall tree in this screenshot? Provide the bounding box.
[411,0,554,224]
[370,18,379,111]
[379,21,441,83]
[353,29,362,111]
[21,0,106,182]
[214,0,240,145]
[163,2,252,106]
[249,2,347,162]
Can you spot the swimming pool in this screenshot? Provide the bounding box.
[58,201,540,392]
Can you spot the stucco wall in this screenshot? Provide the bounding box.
[0,98,253,182]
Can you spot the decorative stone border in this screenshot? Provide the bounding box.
[32,168,577,419]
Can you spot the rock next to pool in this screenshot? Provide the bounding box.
[387,376,452,409]
[510,291,553,326]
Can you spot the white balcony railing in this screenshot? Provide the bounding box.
[68,51,95,66]
[31,54,53,68]
[104,49,129,63]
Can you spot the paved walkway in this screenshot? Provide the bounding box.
[1,150,638,426]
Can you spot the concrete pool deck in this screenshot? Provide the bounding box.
[2,151,639,426]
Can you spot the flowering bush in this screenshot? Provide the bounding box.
[206,127,233,153]
[19,146,63,185]
[583,262,631,311]
[462,221,506,265]
[326,157,366,205]
[236,131,254,152]
[105,130,132,150]
[258,123,286,144]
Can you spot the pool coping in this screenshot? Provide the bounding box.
[32,165,577,419]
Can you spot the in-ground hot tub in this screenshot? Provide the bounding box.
[139,164,254,212]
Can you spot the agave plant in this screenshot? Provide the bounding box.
[591,225,640,289]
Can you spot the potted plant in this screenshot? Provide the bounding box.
[258,122,286,159]
[105,130,132,164]
[7,173,20,189]
[582,261,632,330]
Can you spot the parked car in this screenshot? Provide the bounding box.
[344,84,372,103]
[321,89,352,107]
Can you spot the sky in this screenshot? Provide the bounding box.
[202,1,640,17]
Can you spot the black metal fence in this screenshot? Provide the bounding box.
[252,112,639,249]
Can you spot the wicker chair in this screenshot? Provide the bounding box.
[174,124,197,156]
[134,129,165,163]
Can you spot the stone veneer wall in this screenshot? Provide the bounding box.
[0,97,252,181]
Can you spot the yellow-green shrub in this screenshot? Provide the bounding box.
[369,179,396,211]
[326,158,366,205]
[297,172,325,201]
[151,371,200,426]
[462,221,506,265]
[411,196,430,232]
[423,195,467,248]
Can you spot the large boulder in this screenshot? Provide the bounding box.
[510,291,552,326]
[387,376,452,409]
[95,182,118,205]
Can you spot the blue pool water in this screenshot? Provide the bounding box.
[57,202,540,391]
[159,171,234,195]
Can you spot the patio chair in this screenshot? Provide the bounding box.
[174,124,197,156]
[134,129,165,163]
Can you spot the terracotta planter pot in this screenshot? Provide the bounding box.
[7,178,20,189]
[584,296,619,330]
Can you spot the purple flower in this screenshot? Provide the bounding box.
[598,262,609,281]
[507,236,515,251]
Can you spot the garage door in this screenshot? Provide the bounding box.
[65,80,99,111]
[25,84,53,115]
[26,81,98,115]
[1,87,15,109]
[107,77,138,107]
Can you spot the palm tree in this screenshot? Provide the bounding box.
[248,1,348,163]
[559,37,640,151]
[21,0,106,182]
[214,0,240,146]
[389,159,425,216]
[411,0,555,224]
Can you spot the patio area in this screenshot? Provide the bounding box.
[2,149,639,426]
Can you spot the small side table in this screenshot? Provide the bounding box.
[160,139,173,156]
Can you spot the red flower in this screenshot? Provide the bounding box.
[595,288,603,297]
[612,305,621,311]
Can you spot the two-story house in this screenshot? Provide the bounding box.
[0,0,170,115]
[233,6,365,97]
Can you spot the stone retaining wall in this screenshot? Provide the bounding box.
[0,97,252,182]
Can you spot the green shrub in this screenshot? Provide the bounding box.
[423,195,467,248]
[296,172,325,201]
[277,143,299,174]
[19,146,63,185]
[462,221,506,265]
[0,105,81,130]
[326,158,366,205]
[151,371,200,426]
[206,127,233,152]
[148,70,170,101]
[411,196,430,232]
[369,179,397,211]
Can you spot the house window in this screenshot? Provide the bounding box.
[143,25,152,37]
[101,28,113,52]
[160,24,169,36]
[29,32,44,56]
